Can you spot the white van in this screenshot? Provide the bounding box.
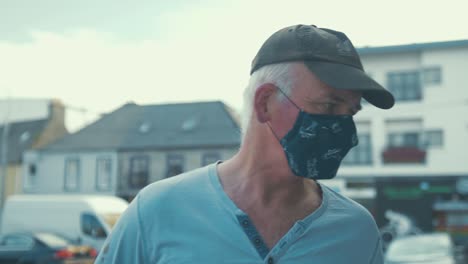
[0,194,128,251]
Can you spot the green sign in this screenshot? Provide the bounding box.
[384,185,452,199]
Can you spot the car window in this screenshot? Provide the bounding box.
[0,234,34,251]
[81,213,107,238]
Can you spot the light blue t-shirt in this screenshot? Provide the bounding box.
[95,163,383,264]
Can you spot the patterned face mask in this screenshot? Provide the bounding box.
[273,89,359,180]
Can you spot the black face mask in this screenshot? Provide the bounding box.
[272,89,359,180]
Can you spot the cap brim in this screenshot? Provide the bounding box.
[304,61,395,109]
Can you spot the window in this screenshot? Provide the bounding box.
[24,163,37,189]
[342,134,373,165]
[384,120,426,164]
[385,119,423,145]
[0,234,34,250]
[64,158,80,191]
[29,164,36,175]
[388,132,421,147]
[166,154,184,178]
[387,71,422,101]
[424,130,443,148]
[128,155,149,188]
[423,67,442,85]
[81,213,107,238]
[96,157,112,191]
[202,152,220,166]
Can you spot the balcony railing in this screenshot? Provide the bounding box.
[382,146,426,164]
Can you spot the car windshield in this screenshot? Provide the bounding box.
[99,213,122,229]
[386,234,451,257]
[36,233,69,248]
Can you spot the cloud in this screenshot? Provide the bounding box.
[0,22,253,131]
[1,0,467,131]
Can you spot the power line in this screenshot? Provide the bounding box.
[64,104,105,116]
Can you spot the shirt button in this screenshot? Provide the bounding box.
[267,257,274,264]
[242,220,249,227]
[254,238,261,246]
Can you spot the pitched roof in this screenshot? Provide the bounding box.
[44,101,241,151]
[0,119,49,163]
[357,39,468,55]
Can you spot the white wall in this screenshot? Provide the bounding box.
[22,150,118,195]
[23,146,239,197]
[338,46,468,178]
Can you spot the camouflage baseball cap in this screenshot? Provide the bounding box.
[251,24,395,109]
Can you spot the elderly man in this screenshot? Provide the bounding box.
[96,24,394,264]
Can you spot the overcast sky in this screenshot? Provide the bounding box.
[1,0,467,131]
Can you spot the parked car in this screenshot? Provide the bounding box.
[384,233,460,264]
[0,232,97,264]
[0,194,128,251]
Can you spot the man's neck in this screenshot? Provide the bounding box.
[217,146,321,212]
[216,137,323,248]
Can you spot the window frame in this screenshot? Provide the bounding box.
[128,155,150,189]
[423,66,442,85]
[387,70,422,101]
[64,157,81,192]
[166,153,185,178]
[388,132,422,148]
[95,156,112,191]
[0,234,35,251]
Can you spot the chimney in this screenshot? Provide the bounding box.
[32,99,68,149]
[48,99,66,126]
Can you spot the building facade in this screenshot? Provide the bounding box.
[0,99,68,209]
[23,101,241,202]
[332,39,468,244]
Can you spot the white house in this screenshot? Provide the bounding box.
[0,99,68,209]
[330,39,468,240]
[340,40,468,177]
[22,101,240,202]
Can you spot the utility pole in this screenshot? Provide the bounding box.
[0,116,9,229]
[0,97,10,226]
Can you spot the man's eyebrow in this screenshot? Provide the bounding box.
[329,94,362,113]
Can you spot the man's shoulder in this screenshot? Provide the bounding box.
[318,183,381,245]
[320,183,377,225]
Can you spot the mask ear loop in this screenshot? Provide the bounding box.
[266,122,282,142]
[276,86,303,112]
[266,86,302,143]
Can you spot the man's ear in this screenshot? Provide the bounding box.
[253,83,277,123]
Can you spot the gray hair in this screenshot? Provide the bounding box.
[240,62,297,141]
